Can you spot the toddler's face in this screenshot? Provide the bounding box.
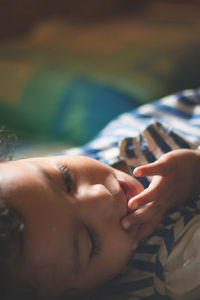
[0,156,144,299]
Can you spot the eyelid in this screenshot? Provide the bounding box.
[85,224,101,259]
[58,164,73,193]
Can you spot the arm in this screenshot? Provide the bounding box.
[121,149,200,245]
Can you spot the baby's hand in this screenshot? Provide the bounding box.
[122,149,199,244]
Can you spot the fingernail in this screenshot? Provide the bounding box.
[131,203,138,210]
[134,168,142,176]
[129,200,138,210]
[122,220,131,230]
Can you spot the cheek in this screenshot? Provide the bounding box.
[102,226,133,271]
[76,228,133,291]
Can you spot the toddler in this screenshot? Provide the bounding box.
[0,88,200,300]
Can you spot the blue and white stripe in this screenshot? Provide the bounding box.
[60,88,200,165]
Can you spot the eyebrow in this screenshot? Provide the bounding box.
[30,161,81,274]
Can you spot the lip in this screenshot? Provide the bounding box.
[117,177,139,216]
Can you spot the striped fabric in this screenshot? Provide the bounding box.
[60,88,200,164]
[120,120,197,188]
[59,88,200,299]
[117,123,200,299]
[110,201,200,299]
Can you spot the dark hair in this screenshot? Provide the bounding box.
[0,199,26,300]
[0,130,29,299]
[0,129,17,162]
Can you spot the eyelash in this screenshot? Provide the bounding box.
[85,224,101,259]
[59,164,73,193]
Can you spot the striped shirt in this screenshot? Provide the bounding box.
[59,88,200,299]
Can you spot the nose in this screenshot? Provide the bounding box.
[78,183,113,219]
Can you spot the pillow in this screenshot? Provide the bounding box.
[0,58,140,145]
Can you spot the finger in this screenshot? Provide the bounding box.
[128,179,163,210]
[122,200,165,230]
[128,190,154,210]
[133,158,169,177]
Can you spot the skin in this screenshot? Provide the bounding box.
[121,149,200,243]
[0,155,144,299]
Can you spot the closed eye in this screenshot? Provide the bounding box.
[85,224,101,259]
[59,164,73,193]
